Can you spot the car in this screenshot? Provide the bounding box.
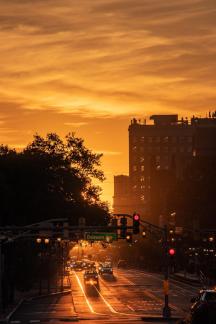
[191,289,216,323]
[83,269,99,288]
[98,262,113,275]
[73,261,83,271]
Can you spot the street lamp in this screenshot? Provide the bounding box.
[44,238,50,244]
[36,238,42,244]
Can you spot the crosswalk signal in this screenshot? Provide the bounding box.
[126,233,132,243]
[133,213,140,234]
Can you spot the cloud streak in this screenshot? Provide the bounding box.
[0,0,215,202]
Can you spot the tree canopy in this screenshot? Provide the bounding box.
[0,133,109,226]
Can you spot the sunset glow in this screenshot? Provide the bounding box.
[0,0,215,204]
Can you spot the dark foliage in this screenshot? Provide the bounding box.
[0,133,109,226]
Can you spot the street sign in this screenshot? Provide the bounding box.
[85,232,117,242]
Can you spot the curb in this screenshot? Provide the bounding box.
[170,275,200,287]
[141,316,182,322]
[26,289,72,301]
[0,298,26,323]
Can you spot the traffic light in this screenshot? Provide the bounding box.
[168,248,176,256]
[126,233,132,243]
[120,217,127,238]
[133,213,140,234]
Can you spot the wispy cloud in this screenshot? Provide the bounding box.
[64,122,88,127]
[0,0,215,203]
[0,0,215,118]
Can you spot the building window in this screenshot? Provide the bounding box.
[141,165,145,172]
[140,136,145,143]
[155,136,160,143]
[163,136,168,143]
[140,176,145,182]
[180,136,185,143]
[141,194,145,201]
[132,145,137,151]
[132,137,137,143]
[133,165,137,172]
[140,147,144,153]
[140,156,144,163]
[141,185,145,190]
[133,185,137,191]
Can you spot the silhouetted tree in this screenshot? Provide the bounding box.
[0,133,109,226]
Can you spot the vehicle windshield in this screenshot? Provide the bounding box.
[205,292,216,302]
[85,270,97,275]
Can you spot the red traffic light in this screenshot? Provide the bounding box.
[169,248,176,256]
[133,214,140,221]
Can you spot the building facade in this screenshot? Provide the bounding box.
[113,113,216,224]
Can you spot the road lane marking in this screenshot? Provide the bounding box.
[73,271,94,313]
[94,286,118,314]
[72,271,105,316]
[95,283,145,318]
[127,305,135,312]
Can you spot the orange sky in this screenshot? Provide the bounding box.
[0,0,216,206]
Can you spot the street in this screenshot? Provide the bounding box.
[9,268,199,324]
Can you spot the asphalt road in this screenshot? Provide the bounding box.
[9,268,199,324]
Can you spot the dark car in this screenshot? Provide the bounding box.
[73,261,83,271]
[191,289,216,323]
[98,262,113,275]
[83,269,99,288]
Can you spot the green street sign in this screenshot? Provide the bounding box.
[85,232,117,242]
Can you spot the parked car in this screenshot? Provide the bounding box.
[191,289,216,323]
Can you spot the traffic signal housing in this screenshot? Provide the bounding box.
[120,217,127,238]
[133,213,140,234]
[126,233,132,243]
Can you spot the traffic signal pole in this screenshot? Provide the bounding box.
[113,213,171,319]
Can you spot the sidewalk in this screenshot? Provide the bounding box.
[0,274,71,321]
